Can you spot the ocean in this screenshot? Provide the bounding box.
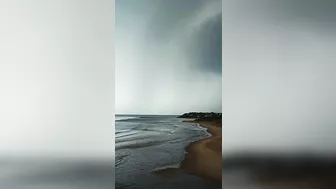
[115,115,221,189]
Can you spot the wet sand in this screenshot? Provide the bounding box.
[154,119,222,182]
[180,119,222,182]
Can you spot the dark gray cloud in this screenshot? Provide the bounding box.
[117,0,222,75]
[146,0,222,74]
[116,0,222,114]
[188,14,222,74]
[143,0,205,40]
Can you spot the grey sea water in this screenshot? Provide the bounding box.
[115,115,221,189]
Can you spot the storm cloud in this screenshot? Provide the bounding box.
[116,0,222,115]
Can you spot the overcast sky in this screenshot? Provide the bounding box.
[223,0,336,155]
[115,0,222,115]
[0,0,114,158]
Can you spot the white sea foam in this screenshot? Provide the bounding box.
[115,116,139,121]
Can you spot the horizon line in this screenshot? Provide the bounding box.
[115,111,222,116]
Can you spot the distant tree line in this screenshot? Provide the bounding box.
[178,112,222,119]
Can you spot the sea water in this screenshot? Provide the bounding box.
[115,115,221,189]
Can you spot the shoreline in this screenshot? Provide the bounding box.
[154,118,222,182]
[180,119,222,182]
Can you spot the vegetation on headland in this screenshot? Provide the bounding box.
[178,112,222,127]
[178,112,222,120]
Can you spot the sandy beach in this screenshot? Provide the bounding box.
[180,119,222,182]
[152,116,222,184]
